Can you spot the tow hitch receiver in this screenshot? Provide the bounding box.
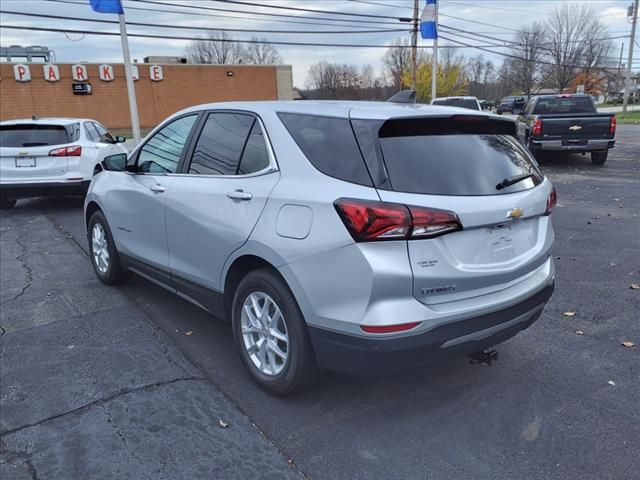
[469,349,499,366]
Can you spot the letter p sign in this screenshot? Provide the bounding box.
[13,64,31,82]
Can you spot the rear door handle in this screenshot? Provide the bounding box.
[149,184,166,193]
[227,190,252,201]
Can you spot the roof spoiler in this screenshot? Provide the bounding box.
[387,90,416,104]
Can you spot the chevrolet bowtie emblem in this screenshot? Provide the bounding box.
[507,208,524,219]
[569,125,582,131]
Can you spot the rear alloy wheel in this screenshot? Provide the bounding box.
[0,196,17,209]
[591,150,608,165]
[232,269,319,395]
[88,211,131,285]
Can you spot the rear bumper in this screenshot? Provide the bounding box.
[0,180,90,198]
[530,139,615,152]
[308,282,554,375]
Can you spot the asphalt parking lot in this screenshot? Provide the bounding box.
[1,125,639,480]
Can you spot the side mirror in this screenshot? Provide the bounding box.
[102,153,128,172]
[115,136,126,143]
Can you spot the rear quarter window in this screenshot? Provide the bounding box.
[0,124,70,147]
[277,113,372,186]
[433,99,479,110]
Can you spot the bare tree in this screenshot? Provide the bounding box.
[467,55,498,99]
[244,37,283,65]
[506,22,547,96]
[382,38,412,91]
[360,64,375,89]
[545,5,612,92]
[185,30,245,64]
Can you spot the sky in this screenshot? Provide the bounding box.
[0,0,637,87]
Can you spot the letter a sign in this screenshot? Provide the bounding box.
[43,64,61,82]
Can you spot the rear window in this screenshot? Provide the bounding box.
[533,96,595,114]
[353,118,542,196]
[278,113,372,186]
[432,98,479,110]
[0,124,71,148]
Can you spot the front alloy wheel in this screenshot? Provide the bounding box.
[87,210,131,285]
[240,292,289,376]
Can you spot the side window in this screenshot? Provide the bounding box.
[93,122,116,144]
[238,121,270,175]
[137,115,198,174]
[278,113,372,186]
[84,122,99,142]
[188,113,253,175]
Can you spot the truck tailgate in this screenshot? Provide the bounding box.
[539,114,612,142]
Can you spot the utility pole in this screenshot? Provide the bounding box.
[431,1,438,101]
[119,14,141,145]
[411,0,419,90]
[622,0,638,114]
[616,42,624,95]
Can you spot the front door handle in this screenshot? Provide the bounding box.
[149,184,166,193]
[227,190,252,201]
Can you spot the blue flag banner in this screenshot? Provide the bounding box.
[89,0,123,14]
[420,0,437,39]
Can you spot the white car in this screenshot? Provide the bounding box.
[431,96,482,111]
[0,117,127,208]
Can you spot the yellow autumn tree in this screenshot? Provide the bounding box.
[403,55,468,103]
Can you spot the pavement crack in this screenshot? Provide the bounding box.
[0,447,40,480]
[1,232,34,305]
[0,376,206,438]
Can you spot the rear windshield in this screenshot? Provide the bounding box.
[532,96,595,114]
[0,124,71,148]
[432,98,479,110]
[378,134,542,195]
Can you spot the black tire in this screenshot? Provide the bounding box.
[0,196,17,209]
[231,269,320,396]
[87,210,131,285]
[527,138,544,163]
[591,150,608,165]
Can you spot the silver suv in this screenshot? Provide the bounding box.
[85,101,556,395]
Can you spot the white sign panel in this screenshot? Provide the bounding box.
[13,64,31,82]
[43,64,60,82]
[149,65,164,82]
[99,64,114,82]
[72,64,89,82]
[131,65,139,81]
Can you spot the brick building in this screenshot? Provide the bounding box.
[0,63,294,129]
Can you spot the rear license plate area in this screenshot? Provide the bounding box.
[15,157,36,167]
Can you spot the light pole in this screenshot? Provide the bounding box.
[622,0,638,113]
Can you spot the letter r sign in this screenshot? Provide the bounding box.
[72,64,88,81]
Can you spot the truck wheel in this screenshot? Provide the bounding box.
[0,196,17,209]
[591,151,608,165]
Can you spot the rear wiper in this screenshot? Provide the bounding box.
[496,173,534,191]
[22,142,48,147]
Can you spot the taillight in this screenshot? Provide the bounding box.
[532,117,542,137]
[609,116,616,136]
[49,145,82,157]
[361,322,421,334]
[334,198,462,242]
[545,187,557,215]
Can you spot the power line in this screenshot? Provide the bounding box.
[0,10,410,34]
[206,0,405,20]
[131,0,404,26]
[43,0,397,30]
[348,0,407,9]
[439,13,520,32]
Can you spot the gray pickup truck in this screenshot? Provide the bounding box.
[516,94,616,165]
